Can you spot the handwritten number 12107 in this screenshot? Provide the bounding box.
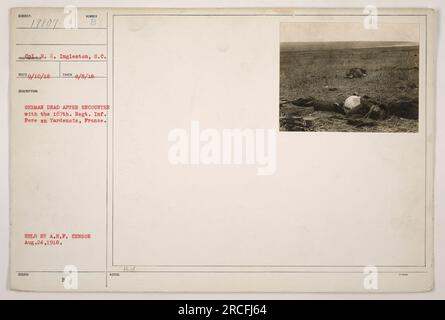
[30,18,59,29]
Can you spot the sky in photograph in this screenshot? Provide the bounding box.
[280,22,420,43]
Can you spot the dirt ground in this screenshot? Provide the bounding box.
[279,45,419,132]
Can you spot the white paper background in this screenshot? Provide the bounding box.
[0,0,444,299]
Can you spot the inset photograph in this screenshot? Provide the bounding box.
[279,22,420,132]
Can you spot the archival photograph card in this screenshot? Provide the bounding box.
[9,7,436,292]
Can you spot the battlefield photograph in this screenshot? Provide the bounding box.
[279,23,420,133]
